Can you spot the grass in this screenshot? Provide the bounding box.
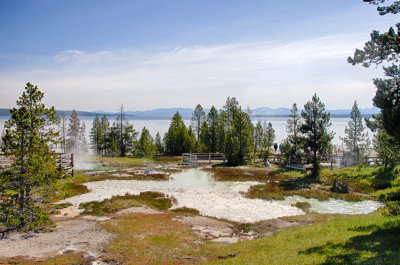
[78,192,173,216]
[209,167,286,182]
[3,213,399,264]
[171,207,200,214]
[98,211,400,265]
[94,155,182,168]
[94,156,154,168]
[208,213,400,264]
[0,253,90,265]
[293,201,312,213]
[210,166,374,201]
[101,213,227,264]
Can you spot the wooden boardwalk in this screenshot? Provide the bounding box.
[0,152,74,176]
[182,153,225,165]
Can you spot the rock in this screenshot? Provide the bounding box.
[211,237,239,244]
[331,179,349,193]
[115,206,163,215]
[173,216,234,240]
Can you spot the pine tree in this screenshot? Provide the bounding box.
[1,83,60,229]
[222,98,253,165]
[340,101,369,155]
[67,109,80,151]
[100,114,110,155]
[164,112,191,155]
[254,120,263,157]
[137,127,155,157]
[206,106,219,153]
[191,104,206,151]
[155,132,164,154]
[60,112,67,152]
[262,121,275,161]
[286,103,301,152]
[199,120,210,152]
[300,94,334,177]
[112,105,137,157]
[90,114,102,155]
[349,1,400,145]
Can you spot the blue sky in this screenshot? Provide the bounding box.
[0,0,398,111]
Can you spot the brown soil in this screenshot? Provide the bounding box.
[0,217,113,261]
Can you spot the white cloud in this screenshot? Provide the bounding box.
[0,34,382,111]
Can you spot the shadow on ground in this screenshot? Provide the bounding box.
[300,218,400,264]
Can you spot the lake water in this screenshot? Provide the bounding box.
[0,115,365,147]
[62,168,383,223]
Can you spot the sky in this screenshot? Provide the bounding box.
[0,0,399,112]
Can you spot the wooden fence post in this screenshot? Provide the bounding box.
[71,153,74,177]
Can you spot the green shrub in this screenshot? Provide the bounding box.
[383,201,400,216]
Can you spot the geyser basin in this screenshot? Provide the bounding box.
[63,168,384,223]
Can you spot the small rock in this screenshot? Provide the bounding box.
[211,237,239,244]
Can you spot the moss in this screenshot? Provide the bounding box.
[78,192,173,216]
[171,207,200,214]
[293,201,312,213]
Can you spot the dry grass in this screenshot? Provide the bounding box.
[0,253,90,265]
[101,213,230,264]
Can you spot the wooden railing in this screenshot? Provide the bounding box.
[56,153,74,176]
[0,153,74,176]
[182,153,225,165]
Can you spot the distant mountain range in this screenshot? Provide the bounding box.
[0,107,380,119]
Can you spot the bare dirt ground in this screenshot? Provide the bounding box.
[0,217,112,262]
[0,206,167,263]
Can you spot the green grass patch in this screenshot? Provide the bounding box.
[78,192,172,216]
[209,213,400,264]
[209,167,286,182]
[171,207,200,214]
[94,156,154,168]
[152,155,182,165]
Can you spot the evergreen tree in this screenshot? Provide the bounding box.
[164,112,191,155]
[186,126,197,153]
[90,115,102,155]
[366,113,399,179]
[374,128,400,176]
[60,112,67,152]
[100,114,110,155]
[300,94,334,177]
[206,106,219,152]
[155,132,164,154]
[349,1,400,145]
[262,122,275,161]
[137,127,155,157]
[254,120,263,157]
[217,110,227,153]
[286,103,301,152]
[67,109,80,151]
[222,97,253,165]
[112,105,137,157]
[1,83,60,229]
[191,104,206,151]
[340,101,369,155]
[199,120,210,152]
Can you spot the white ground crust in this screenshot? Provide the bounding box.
[62,169,383,223]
